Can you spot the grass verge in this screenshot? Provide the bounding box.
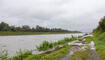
[24,45,71,60]
[85,32,105,60]
[69,49,89,60]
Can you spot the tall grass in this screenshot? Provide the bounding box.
[0,50,8,60]
[36,41,54,51]
[4,50,32,60]
[69,49,89,60]
[86,32,105,60]
[24,45,71,60]
[37,36,77,51]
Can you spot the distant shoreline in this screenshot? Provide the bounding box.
[0,32,81,36]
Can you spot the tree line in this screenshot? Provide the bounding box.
[93,16,105,32]
[0,22,80,33]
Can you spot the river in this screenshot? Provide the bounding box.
[0,33,83,56]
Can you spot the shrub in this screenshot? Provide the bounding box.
[37,36,77,51]
[36,41,54,51]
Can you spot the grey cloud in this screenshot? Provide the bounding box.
[0,0,105,32]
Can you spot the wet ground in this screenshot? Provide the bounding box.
[60,46,81,60]
[86,50,100,60]
[60,39,100,60]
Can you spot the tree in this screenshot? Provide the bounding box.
[93,16,105,32]
[10,26,16,32]
[35,25,44,32]
[99,17,105,32]
[22,25,31,32]
[0,21,80,33]
[0,22,10,31]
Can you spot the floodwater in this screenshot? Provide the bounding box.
[0,33,83,56]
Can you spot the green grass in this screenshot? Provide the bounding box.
[36,41,54,51]
[24,45,71,60]
[69,49,89,60]
[94,33,105,60]
[37,36,77,51]
[4,45,71,60]
[0,50,8,60]
[8,50,32,60]
[85,32,105,60]
[0,32,76,36]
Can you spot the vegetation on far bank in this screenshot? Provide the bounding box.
[0,22,81,34]
[0,32,79,36]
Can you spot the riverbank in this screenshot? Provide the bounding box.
[0,32,80,36]
[86,32,105,60]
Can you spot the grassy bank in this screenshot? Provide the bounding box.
[85,32,105,60]
[93,33,105,60]
[24,46,71,60]
[69,49,89,60]
[0,32,77,36]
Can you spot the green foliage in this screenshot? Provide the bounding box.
[9,50,32,60]
[0,22,10,31]
[70,49,89,60]
[93,33,105,60]
[37,36,77,51]
[86,32,105,60]
[93,16,105,32]
[0,50,8,60]
[0,22,77,33]
[25,46,71,60]
[70,35,77,41]
[24,54,45,60]
[37,41,54,51]
[91,16,105,60]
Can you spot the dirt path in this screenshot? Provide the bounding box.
[86,50,100,60]
[86,41,100,60]
[60,46,81,60]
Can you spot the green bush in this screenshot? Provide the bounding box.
[37,36,77,51]
[36,41,54,51]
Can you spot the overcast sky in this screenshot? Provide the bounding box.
[0,0,105,32]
